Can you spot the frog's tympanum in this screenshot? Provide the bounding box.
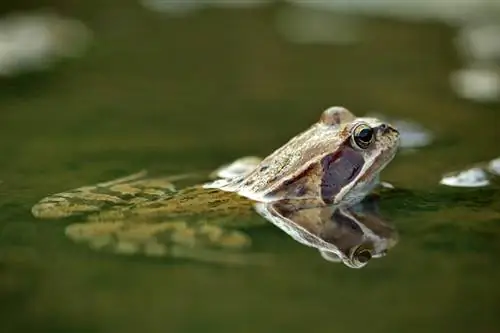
[31,106,400,267]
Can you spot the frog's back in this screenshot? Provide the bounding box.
[163,186,255,217]
[87,185,256,223]
[31,171,178,220]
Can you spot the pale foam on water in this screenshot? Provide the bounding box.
[439,157,500,188]
[440,167,490,188]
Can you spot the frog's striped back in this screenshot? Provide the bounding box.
[87,186,255,223]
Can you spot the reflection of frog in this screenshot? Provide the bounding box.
[30,106,400,265]
[256,196,399,268]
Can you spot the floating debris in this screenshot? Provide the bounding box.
[140,0,500,103]
[440,167,490,188]
[284,0,500,24]
[452,20,500,102]
[440,156,500,188]
[450,65,500,103]
[455,22,500,63]
[487,157,500,176]
[0,10,92,76]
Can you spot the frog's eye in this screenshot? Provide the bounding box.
[351,123,374,150]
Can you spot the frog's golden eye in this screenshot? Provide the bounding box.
[351,123,374,150]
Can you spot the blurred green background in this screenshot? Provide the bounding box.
[0,1,499,333]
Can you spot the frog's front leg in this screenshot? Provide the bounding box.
[65,220,272,266]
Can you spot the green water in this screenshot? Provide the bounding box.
[1,3,500,333]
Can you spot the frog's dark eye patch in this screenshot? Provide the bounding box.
[320,147,364,204]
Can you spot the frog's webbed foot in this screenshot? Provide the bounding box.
[31,171,179,220]
[65,220,272,266]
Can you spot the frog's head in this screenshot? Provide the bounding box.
[318,107,400,206]
[202,106,400,207]
[262,106,400,206]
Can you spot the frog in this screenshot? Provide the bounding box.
[31,106,401,266]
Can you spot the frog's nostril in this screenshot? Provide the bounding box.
[376,124,388,134]
[378,124,398,135]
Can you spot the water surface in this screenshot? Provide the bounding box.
[1,3,499,333]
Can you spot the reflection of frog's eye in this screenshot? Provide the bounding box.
[345,246,373,268]
[356,249,372,263]
[352,123,374,149]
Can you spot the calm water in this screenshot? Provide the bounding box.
[1,3,500,333]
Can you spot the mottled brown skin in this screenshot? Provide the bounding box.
[88,185,258,226]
